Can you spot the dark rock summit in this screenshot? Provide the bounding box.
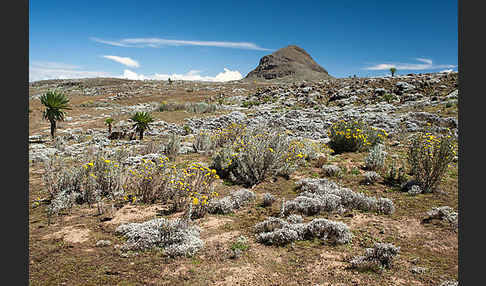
[245,45,333,81]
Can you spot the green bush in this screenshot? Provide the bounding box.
[383,162,408,187]
[383,93,395,103]
[210,128,309,187]
[407,130,456,192]
[193,131,213,153]
[163,133,181,160]
[158,101,186,112]
[185,102,218,113]
[327,120,387,153]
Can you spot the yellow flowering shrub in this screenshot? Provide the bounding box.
[211,122,247,148]
[407,129,456,192]
[126,156,172,204]
[211,128,313,186]
[328,120,387,153]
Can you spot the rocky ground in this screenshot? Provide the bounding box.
[29,72,458,285]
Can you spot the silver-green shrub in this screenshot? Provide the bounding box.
[350,243,400,272]
[193,132,213,153]
[208,189,256,214]
[254,216,352,246]
[291,178,395,215]
[211,127,308,187]
[115,217,203,257]
[322,164,342,177]
[363,171,381,185]
[424,206,458,231]
[185,102,218,114]
[364,144,386,171]
[163,133,181,160]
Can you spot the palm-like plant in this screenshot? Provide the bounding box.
[130,112,153,140]
[40,90,71,138]
[105,117,114,133]
[390,67,397,77]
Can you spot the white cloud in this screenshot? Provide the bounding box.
[364,58,456,71]
[102,55,140,68]
[121,68,243,82]
[29,60,243,83]
[91,37,272,51]
[29,61,113,82]
[122,69,146,80]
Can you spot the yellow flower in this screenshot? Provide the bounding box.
[87,162,94,167]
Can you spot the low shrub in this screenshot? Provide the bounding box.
[158,101,186,112]
[407,130,456,192]
[363,171,381,185]
[383,162,408,187]
[350,243,400,272]
[163,133,181,160]
[322,164,342,177]
[211,122,247,148]
[125,156,171,204]
[43,153,126,223]
[211,128,309,187]
[262,193,276,207]
[254,216,352,246]
[193,131,213,153]
[285,178,395,215]
[185,102,218,114]
[364,144,387,171]
[208,189,255,215]
[115,217,203,257]
[423,206,458,231]
[327,120,387,153]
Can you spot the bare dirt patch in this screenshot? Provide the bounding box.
[42,225,91,244]
[104,204,161,225]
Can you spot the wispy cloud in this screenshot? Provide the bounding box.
[29,61,112,82]
[91,37,272,51]
[30,61,81,70]
[102,55,140,68]
[121,68,243,82]
[364,58,456,71]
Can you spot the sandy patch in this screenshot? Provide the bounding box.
[205,231,241,245]
[199,215,234,230]
[105,204,160,225]
[306,249,347,277]
[42,225,91,244]
[214,264,266,286]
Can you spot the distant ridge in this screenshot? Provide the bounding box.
[244,45,333,81]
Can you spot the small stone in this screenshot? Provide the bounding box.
[96,240,112,247]
[411,266,427,274]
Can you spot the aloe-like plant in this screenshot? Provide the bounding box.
[130,112,153,140]
[40,90,71,138]
[105,117,114,133]
[390,67,397,77]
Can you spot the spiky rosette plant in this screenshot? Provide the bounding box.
[130,112,153,140]
[40,90,71,138]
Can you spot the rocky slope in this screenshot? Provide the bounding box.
[244,45,333,81]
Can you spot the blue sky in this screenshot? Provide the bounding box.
[29,0,458,82]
